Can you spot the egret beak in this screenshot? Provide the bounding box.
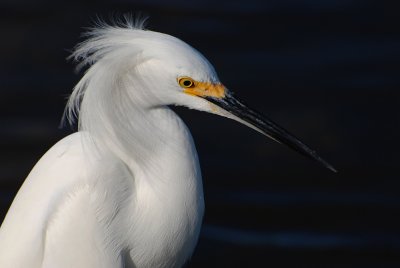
[205,92,337,173]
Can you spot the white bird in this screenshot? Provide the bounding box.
[0,19,335,268]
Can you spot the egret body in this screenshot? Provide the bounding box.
[0,20,334,268]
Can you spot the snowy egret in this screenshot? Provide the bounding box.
[0,19,335,268]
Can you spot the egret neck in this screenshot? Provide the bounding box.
[96,105,204,267]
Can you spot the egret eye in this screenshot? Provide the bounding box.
[178,77,195,88]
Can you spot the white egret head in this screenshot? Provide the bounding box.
[66,18,335,172]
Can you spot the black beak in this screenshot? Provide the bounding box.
[205,92,336,172]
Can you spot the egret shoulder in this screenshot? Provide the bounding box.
[0,132,129,268]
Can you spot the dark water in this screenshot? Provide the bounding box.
[1,0,399,267]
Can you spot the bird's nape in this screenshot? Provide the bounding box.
[204,91,337,172]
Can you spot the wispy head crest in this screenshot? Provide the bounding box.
[63,14,149,128]
[90,12,149,32]
[68,13,149,72]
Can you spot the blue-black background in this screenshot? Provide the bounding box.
[1,0,399,267]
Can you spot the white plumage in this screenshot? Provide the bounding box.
[0,18,334,268]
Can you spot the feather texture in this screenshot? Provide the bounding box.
[0,18,212,267]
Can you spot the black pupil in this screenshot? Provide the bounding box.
[183,80,192,87]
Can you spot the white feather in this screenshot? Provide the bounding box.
[0,18,217,267]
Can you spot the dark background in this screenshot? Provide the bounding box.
[1,0,399,267]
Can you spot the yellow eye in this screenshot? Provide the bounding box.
[178,77,195,88]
